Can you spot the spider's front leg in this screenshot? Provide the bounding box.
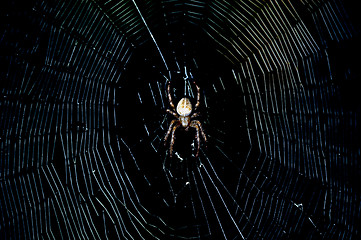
[169,122,181,157]
[164,119,177,145]
[190,120,207,157]
[192,120,207,143]
[190,122,201,157]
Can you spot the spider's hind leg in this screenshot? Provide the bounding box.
[167,81,176,110]
[166,109,178,118]
[193,81,201,110]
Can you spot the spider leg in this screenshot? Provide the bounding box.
[167,81,175,110]
[193,81,201,110]
[190,121,201,157]
[169,122,181,157]
[190,111,200,119]
[192,120,207,142]
[166,109,178,118]
[164,119,177,145]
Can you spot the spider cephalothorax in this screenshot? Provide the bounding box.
[164,81,207,157]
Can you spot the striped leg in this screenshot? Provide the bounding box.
[190,121,200,157]
[169,122,181,157]
[164,119,177,145]
[192,120,207,142]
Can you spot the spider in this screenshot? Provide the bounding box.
[164,81,207,157]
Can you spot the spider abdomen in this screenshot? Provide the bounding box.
[176,97,192,116]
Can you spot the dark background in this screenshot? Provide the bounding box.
[1,0,360,239]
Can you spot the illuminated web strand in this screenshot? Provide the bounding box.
[131,0,171,82]
[199,163,246,239]
[1,0,359,239]
[197,166,227,239]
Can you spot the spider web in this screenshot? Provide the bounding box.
[1,0,360,239]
